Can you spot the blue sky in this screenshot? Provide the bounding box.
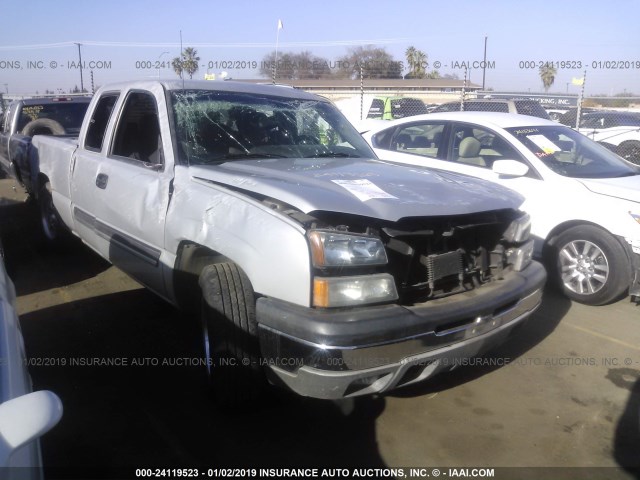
[1,0,638,95]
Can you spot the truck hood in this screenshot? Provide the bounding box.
[189,158,523,222]
[577,175,640,204]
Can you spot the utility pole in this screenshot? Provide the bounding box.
[74,43,84,92]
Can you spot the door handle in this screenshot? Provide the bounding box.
[95,173,108,189]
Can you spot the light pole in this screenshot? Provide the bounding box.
[482,35,488,90]
[74,43,84,92]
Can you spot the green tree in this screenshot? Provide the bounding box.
[172,47,201,79]
[260,50,332,80]
[539,64,557,92]
[336,46,402,79]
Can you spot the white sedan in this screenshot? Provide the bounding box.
[362,112,640,305]
[0,245,62,477]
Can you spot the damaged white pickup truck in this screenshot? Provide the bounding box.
[31,80,546,402]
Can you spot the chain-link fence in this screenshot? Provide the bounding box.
[336,83,640,165]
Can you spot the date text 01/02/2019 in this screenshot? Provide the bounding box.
[518,60,640,69]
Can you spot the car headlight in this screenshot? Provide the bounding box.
[503,213,531,244]
[308,230,398,307]
[506,239,534,272]
[309,231,388,267]
[313,274,398,307]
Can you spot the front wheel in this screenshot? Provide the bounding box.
[198,262,267,406]
[552,225,630,305]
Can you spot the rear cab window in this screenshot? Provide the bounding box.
[85,94,120,151]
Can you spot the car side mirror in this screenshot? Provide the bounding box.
[492,160,529,177]
[0,391,63,464]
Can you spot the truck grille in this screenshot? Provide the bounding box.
[304,208,518,306]
[380,210,514,304]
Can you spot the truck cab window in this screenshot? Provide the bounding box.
[85,94,119,151]
[111,92,163,165]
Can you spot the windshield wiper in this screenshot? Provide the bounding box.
[221,153,288,160]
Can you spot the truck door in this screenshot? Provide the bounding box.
[72,88,172,297]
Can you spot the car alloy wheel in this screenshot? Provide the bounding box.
[559,239,609,295]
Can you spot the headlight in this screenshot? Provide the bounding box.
[313,274,398,307]
[506,239,534,272]
[503,213,531,244]
[309,231,388,267]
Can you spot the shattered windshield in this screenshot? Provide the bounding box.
[170,89,375,165]
[506,125,638,178]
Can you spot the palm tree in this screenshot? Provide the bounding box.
[171,47,201,79]
[171,57,184,79]
[414,50,427,78]
[405,46,417,78]
[405,46,428,79]
[182,47,200,79]
[539,64,557,92]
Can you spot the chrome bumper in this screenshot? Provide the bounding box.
[257,263,546,399]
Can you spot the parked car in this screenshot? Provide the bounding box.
[29,80,545,403]
[0,97,91,194]
[575,110,640,165]
[431,99,551,120]
[362,111,640,305]
[544,108,569,122]
[367,96,428,120]
[0,248,62,476]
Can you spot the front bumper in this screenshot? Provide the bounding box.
[257,261,546,399]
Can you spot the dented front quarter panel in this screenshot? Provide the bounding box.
[165,166,312,306]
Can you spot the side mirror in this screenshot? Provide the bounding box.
[0,391,63,464]
[492,160,529,177]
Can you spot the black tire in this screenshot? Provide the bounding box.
[38,182,65,243]
[21,118,66,136]
[198,262,266,405]
[617,140,640,165]
[551,225,630,305]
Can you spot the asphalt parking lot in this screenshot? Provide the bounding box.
[0,178,639,480]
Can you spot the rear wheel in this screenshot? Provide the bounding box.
[617,140,640,165]
[38,182,64,243]
[552,225,630,305]
[198,262,267,406]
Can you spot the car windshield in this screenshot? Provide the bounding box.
[506,125,639,178]
[170,89,375,165]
